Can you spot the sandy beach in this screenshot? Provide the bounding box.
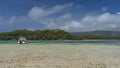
[0,43,120,68]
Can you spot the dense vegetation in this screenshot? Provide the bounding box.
[0,29,73,40]
[0,29,120,40]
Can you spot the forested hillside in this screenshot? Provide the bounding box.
[0,29,120,40]
[0,29,73,40]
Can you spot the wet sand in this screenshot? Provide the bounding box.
[0,43,120,68]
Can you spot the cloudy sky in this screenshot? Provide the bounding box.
[0,0,120,32]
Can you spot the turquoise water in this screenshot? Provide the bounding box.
[0,40,120,45]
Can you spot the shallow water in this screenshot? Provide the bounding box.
[0,40,120,45]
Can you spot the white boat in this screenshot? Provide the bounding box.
[18,37,27,44]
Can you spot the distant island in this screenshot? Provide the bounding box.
[0,29,120,40]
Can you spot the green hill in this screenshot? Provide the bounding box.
[0,29,73,40]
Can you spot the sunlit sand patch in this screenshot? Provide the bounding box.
[0,44,120,68]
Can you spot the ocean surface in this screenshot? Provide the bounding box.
[0,40,120,45]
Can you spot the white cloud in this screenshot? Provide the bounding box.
[1,2,120,32]
[40,13,72,29]
[0,3,74,31]
[2,11,120,32]
[101,7,108,11]
[28,3,73,20]
[57,13,72,20]
[32,12,120,32]
[72,12,120,31]
[117,12,120,15]
[61,21,83,31]
[9,16,16,24]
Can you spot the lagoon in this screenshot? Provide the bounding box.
[0,40,120,45]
